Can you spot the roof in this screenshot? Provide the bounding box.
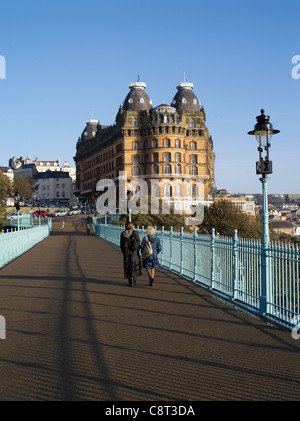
[34,170,70,179]
[171,82,201,113]
[123,81,152,112]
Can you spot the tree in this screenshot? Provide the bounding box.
[198,200,262,238]
[115,195,188,232]
[0,172,11,229]
[13,177,36,200]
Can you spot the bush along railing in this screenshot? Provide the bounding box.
[92,219,300,328]
[0,219,52,269]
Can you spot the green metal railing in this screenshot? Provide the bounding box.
[93,219,300,328]
[0,219,52,269]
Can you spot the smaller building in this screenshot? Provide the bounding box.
[14,163,37,179]
[34,171,75,202]
[214,196,255,215]
[0,166,14,181]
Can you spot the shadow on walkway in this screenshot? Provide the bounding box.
[0,219,299,401]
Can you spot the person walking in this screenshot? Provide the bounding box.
[141,226,161,287]
[120,221,142,287]
[61,219,65,230]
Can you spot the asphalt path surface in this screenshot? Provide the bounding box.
[0,218,299,401]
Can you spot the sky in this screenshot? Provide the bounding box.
[0,0,299,195]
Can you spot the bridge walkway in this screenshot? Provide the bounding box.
[0,219,299,401]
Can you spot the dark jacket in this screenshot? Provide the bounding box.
[141,235,161,269]
[120,230,142,279]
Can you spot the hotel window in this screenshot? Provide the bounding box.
[175,139,180,148]
[191,185,198,197]
[190,142,196,150]
[133,118,138,127]
[191,155,197,164]
[164,164,171,174]
[133,166,140,176]
[175,153,181,162]
[153,184,159,197]
[164,184,171,197]
[164,115,169,123]
[164,139,170,148]
[153,139,158,148]
[190,118,195,128]
[175,184,182,198]
[133,142,139,150]
[153,164,159,174]
[164,152,171,162]
[175,164,181,174]
[133,155,139,164]
[191,165,198,175]
[153,153,158,163]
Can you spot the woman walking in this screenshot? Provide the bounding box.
[141,226,161,287]
[120,221,142,287]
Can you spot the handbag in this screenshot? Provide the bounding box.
[142,235,153,258]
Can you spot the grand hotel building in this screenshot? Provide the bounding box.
[74,79,215,213]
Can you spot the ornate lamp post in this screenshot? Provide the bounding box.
[248,109,280,314]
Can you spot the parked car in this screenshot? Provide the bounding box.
[66,209,73,216]
[50,209,67,217]
[71,208,81,215]
[7,212,23,221]
[32,210,48,218]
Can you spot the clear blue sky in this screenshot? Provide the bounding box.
[0,0,299,194]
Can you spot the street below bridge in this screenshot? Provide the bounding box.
[0,218,299,401]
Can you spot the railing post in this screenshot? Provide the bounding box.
[211,228,215,290]
[180,227,183,275]
[170,226,173,270]
[193,227,198,282]
[233,229,239,300]
[161,226,164,266]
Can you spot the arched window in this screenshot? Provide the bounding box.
[133,142,139,150]
[191,154,197,164]
[164,152,171,162]
[153,164,159,174]
[175,139,180,148]
[153,139,158,148]
[190,142,196,150]
[164,115,169,123]
[164,164,171,174]
[191,165,198,175]
[175,153,181,162]
[175,184,182,198]
[164,184,171,197]
[175,164,181,174]
[164,138,170,148]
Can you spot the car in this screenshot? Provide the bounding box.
[50,209,67,217]
[32,210,48,218]
[66,210,73,216]
[7,212,23,221]
[71,208,81,215]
